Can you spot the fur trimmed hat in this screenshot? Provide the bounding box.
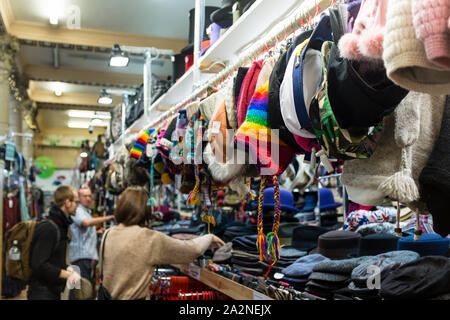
[382,0,450,94]
[339,0,389,60]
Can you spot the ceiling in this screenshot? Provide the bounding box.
[0,0,223,135]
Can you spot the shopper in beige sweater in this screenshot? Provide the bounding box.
[101,186,225,300]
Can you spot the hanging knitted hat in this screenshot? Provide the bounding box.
[235,81,295,176]
[412,0,450,70]
[157,117,177,160]
[204,99,246,184]
[383,0,450,94]
[339,0,389,60]
[236,59,264,127]
[341,92,446,211]
[130,128,153,159]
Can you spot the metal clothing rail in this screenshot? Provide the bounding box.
[146,0,337,130]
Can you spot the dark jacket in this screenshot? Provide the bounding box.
[29,205,72,295]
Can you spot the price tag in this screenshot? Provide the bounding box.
[9,199,13,209]
[253,292,271,300]
[188,263,201,281]
[211,121,221,135]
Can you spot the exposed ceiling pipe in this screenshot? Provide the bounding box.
[53,47,59,69]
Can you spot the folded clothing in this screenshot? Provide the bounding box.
[380,256,450,299]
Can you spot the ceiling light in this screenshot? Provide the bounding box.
[54,89,62,96]
[91,118,103,125]
[68,110,111,119]
[97,89,113,105]
[68,121,89,129]
[80,152,88,158]
[109,44,129,67]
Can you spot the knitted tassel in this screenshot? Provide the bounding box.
[378,147,420,203]
[256,177,269,262]
[267,175,281,263]
[201,185,215,234]
[186,165,201,205]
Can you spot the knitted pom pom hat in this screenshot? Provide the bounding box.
[130,128,154,159]
[339,0,389,60]
[235,81,295,176]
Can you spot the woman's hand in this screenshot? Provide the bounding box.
[209,235,225,252]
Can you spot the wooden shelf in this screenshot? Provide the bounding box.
[173,264,272,300]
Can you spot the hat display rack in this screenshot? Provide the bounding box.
[109,0,345,265]
[145,0,342,131]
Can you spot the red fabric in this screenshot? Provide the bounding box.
[236,59,264,127]
[3,197,20,231]
[185,54,194,72]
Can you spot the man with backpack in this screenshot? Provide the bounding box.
[27,185,82,300]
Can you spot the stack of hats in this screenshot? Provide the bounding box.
[291,225,329,253]
[221,222,257,243]
[348,250,419,299]
[359,233,400,256]
[380,256,450,300]
[305,256,373,299]
[258,246,308,277]
[276,254,329,291]
[277,222,302,246]
[230,234,308,277]
[318,188,342,227]
[316,230,361,260]
[397,234,450,257]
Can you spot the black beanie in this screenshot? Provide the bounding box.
[419,95,450,237]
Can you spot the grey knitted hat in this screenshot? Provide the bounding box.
[342,92,446,213]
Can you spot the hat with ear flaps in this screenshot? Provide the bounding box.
[341,92,446,213]
[235,81,295,275]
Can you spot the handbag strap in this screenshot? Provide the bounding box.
[99,228,112,283]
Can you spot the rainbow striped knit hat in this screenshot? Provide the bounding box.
[235,81,294,176]
[130,128,154,159]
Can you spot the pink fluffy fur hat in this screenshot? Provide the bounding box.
[339,0,389,60]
